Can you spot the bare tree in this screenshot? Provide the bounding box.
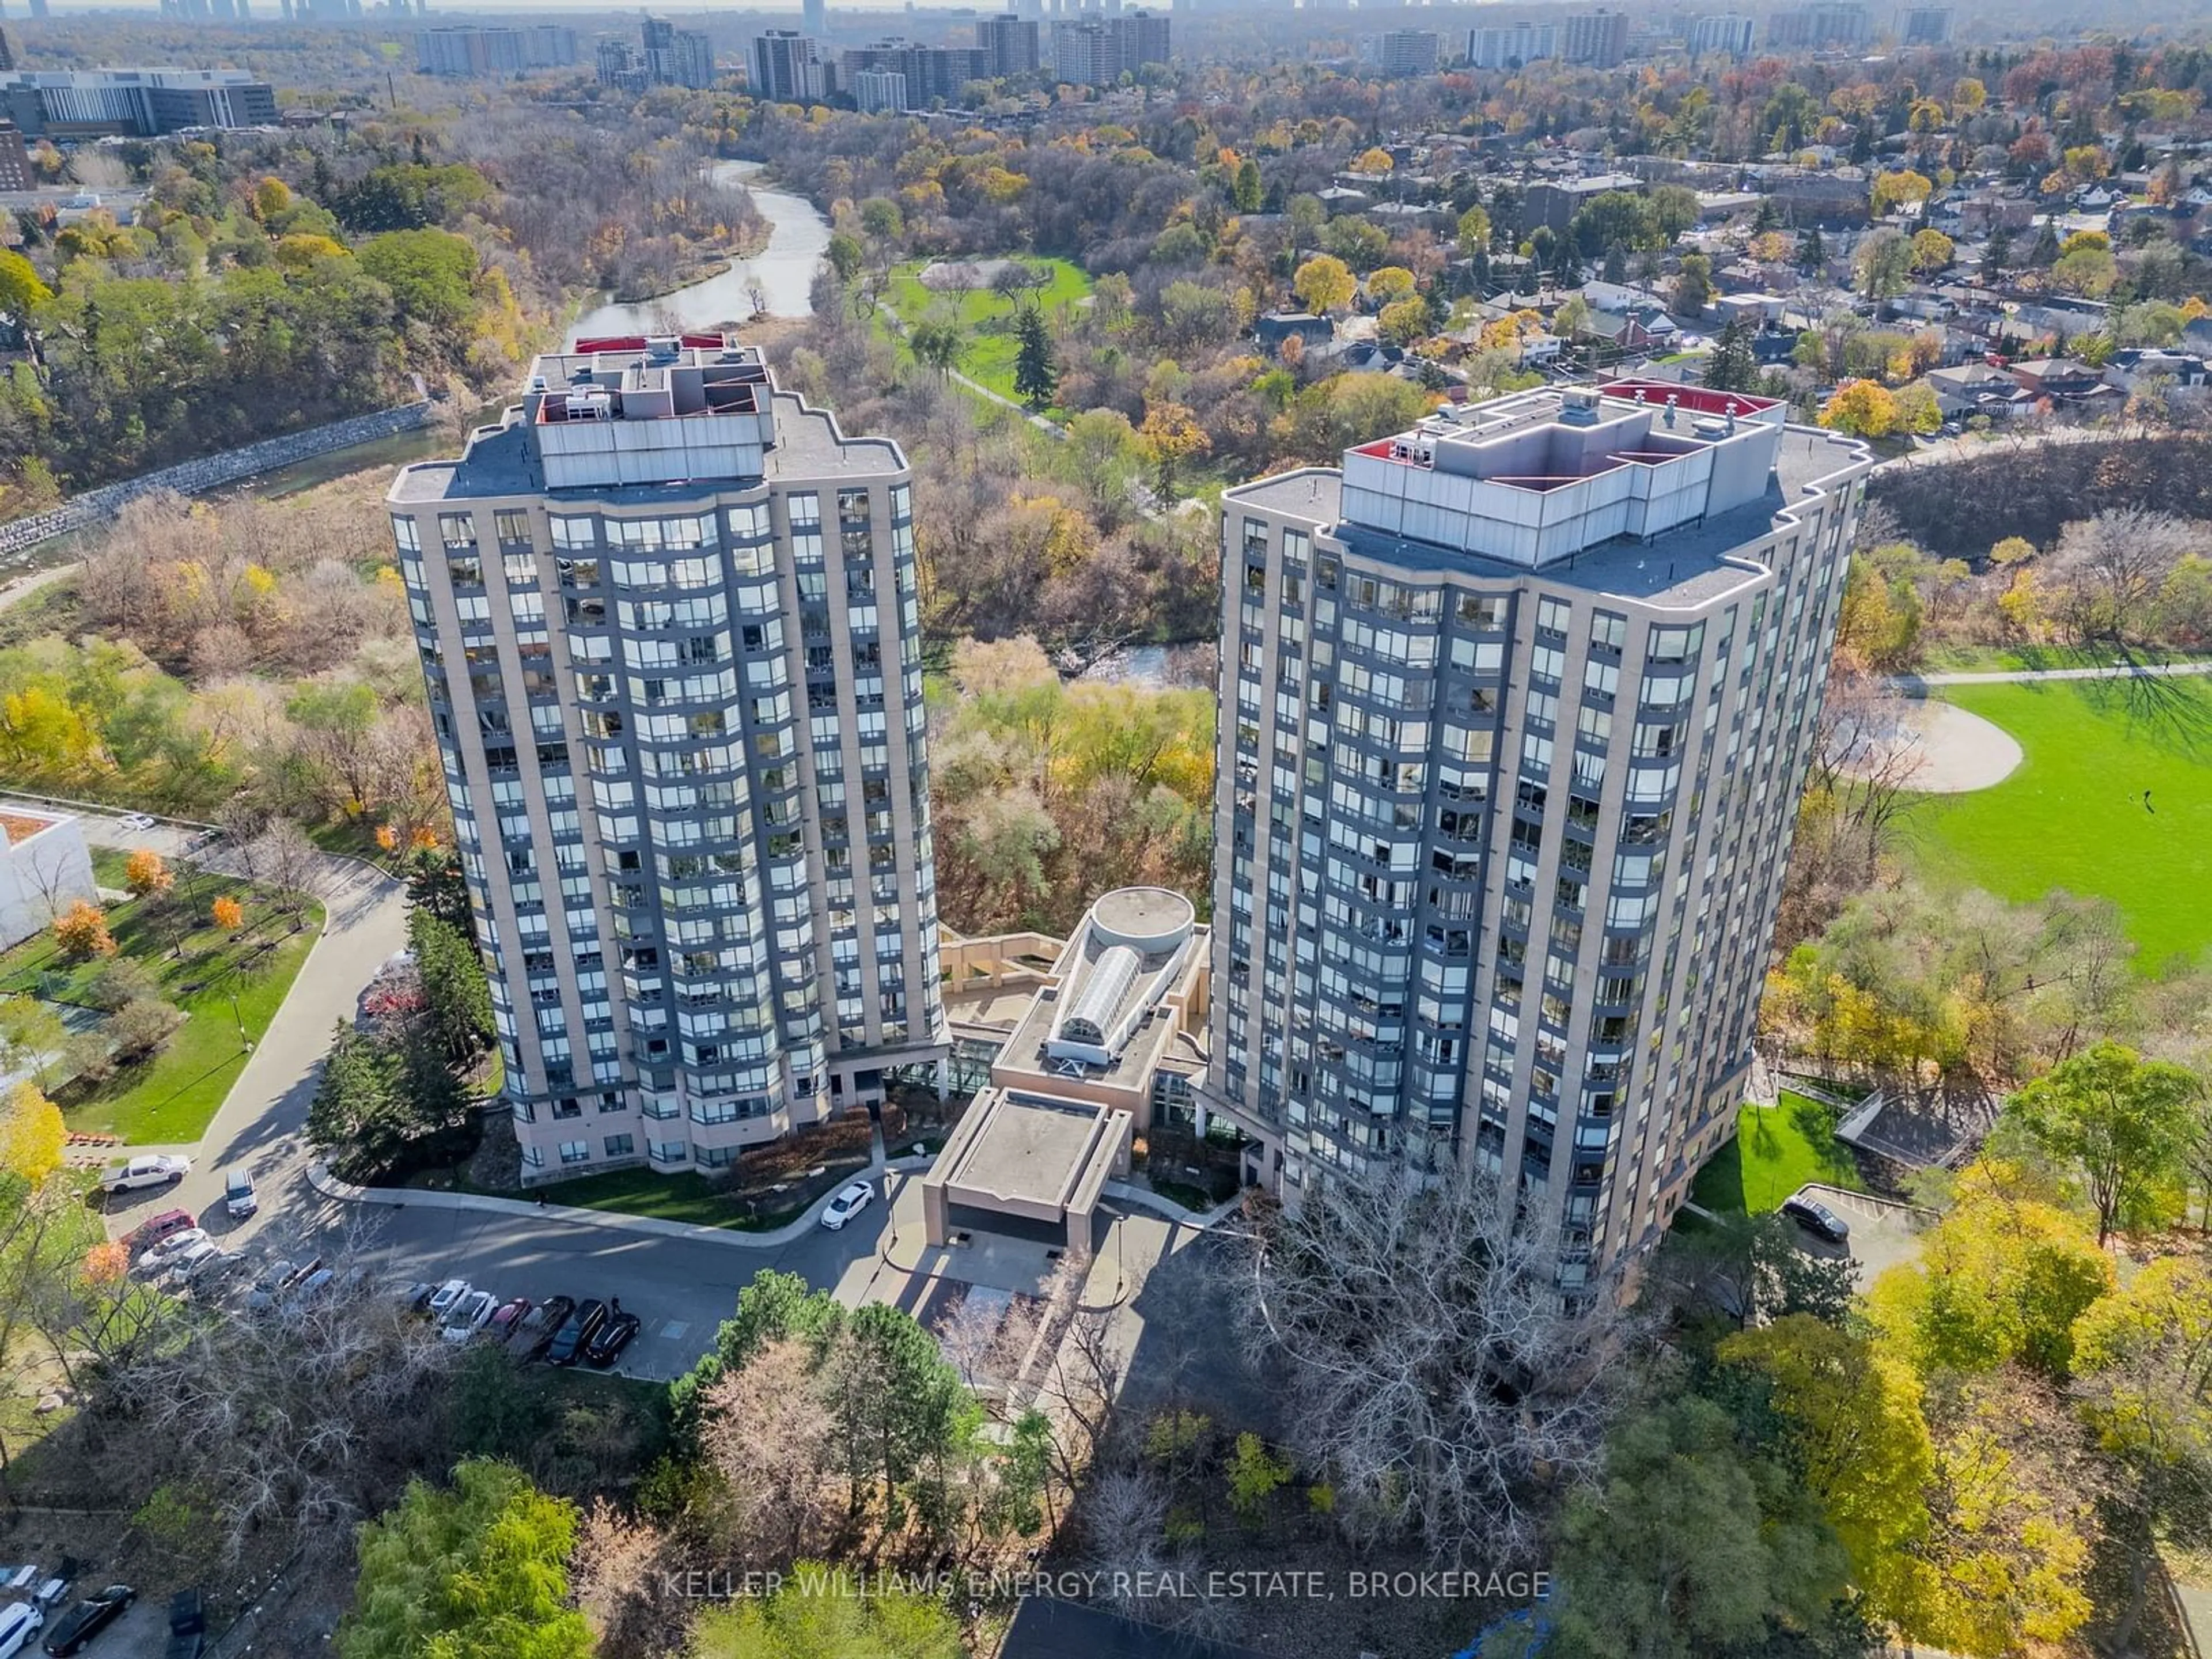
[695,1338,839,1566]
[87,1241,455,1565]
[2048,509,2192,650]
[1242,1157,1645,1565]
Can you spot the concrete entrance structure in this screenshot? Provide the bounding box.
[919,886,1207,1254]
[921,1090,1131,1255]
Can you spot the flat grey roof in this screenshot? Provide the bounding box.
[939,1092,1116,1209]
[1228,426,1867,610]
[388,390,903,508]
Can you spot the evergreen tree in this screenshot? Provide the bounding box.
[403,845,472,933]
[409,907,493,1065]
[1012,307,1058,410]
[1703,316,1760,393]
[1797,226,1827,274]
[2028,217,2062,269]
[1983,220,2013,278]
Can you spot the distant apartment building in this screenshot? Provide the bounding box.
[0,30,14,73]
[0,69,278,138]
[1467,20,1557,69]
[1562,7,1629,67]
[1209,382,1872,1275]
[1687,13,1755,55]
[976,12,1041,77]
[840,40,986,104]
[1899,5,1952,43]
[1522,171,1641,234]
[0,120,29,191]
[1362,29,1440,75]
[1766,1,1873,47]
[628,18,716,89]
[853,66,908,111]
[802,0,827,35]
[387,334,945,1183]
[596,37,645,90]
[417,25,579,77]
[751,29,832,100]
[1047,12,1168,85]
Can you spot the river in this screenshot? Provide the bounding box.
[241,161,831,501]
[570,159,829,338]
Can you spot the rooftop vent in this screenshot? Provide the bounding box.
[645,335,680,363]
[1691,416,1729,440]
[1559,388,1601,427]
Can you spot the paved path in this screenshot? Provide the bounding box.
[1893,658,2212,688]
[1880,422,2160,471]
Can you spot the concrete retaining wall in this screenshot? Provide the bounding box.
[0,401,436,558]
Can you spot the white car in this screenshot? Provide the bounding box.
[135,1226,210,1274]
[115,812,156,831]
[223,1166,258,1219]
[103,1154,191,1194]
[0,1599,42,1658]
[426,1278,472,1319]
[820,1180,874,1230]
[440,1289,499,1342]
[160,1238,224,1285]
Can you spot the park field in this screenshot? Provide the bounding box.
[881,256,1093,414]
[1904,676,2212,970]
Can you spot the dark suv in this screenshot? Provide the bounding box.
[1781,1195,1851,1244]
[544,1298,607,1366]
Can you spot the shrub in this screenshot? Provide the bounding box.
[108,998,182,1063]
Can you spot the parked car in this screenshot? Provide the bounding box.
[506,1296,573,1361]
[425,1278,471,1320]
[394,1281,438,1316]
[0,1602,42,1659]
[102,1155,190,1195]
[245,1260,296,1311]
[583,1306,641,1368]
[134,1228,209,1275]
[221,1168,257,1219]
[820,1180,874,1230]
[289,1267,336,1305]
[440,1290,499,1343]
[40,1584,132,1656]
[159,1240,222,1286]
[486,1297,532,1343]
[115,813,156,832]
[1781,1195,1851,1245]
[544,1298,607,1366]
[130,1209,195,1249]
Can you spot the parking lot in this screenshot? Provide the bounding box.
[1784,1182,1933,1289]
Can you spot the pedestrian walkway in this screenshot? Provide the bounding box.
[1892,658,2212,688]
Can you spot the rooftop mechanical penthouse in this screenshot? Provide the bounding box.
[1209,381,1872,1277]
[389,336,945,1183]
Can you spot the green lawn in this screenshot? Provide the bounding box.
[0,868,321,1143]
[1690,1093,1863,1215]
[880,256,1093,416]
[1906,678,2212,969]
[419,1164,814,1232]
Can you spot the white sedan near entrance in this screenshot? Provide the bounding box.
[820,1180,874,1230]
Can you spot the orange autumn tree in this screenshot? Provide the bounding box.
[211,896,244,931]
[124,847,173,898]
[53,900,116,961]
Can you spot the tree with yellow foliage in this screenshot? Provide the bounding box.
[1349,147,1393,176]
[1137,400,1210,501]
[0,1081,64,1184]
[1819,378,1903,438]
[1292,255,1355,317]
[212,895,244,932]
[1365,266,1416,304]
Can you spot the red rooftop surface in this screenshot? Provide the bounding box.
[1597,379,1782,415]
[570,332,729,354]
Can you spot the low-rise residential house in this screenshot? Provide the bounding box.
[2104,348,2212,402]
[1254,312,1336,354]
[1926,362,2032,419]
[1578,305,1677,351]
[2007,355,2125,411]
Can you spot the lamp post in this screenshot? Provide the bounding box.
[228,988,251,1053]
